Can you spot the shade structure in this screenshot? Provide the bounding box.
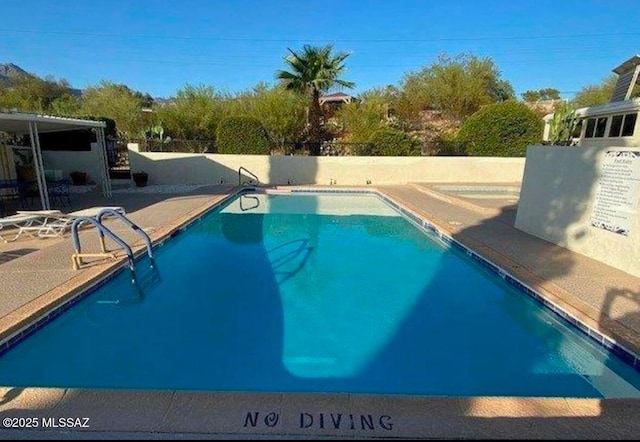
[0,112,111,210]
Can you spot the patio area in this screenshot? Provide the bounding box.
[0,183,639,439]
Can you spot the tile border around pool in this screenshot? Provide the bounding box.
[1,185,639,373]
[284,186,640,371]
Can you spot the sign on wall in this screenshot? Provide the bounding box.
[590,150,640,236]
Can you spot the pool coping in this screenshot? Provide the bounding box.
[1,185,640,439]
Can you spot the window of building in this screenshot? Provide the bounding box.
[622,113,637,137]
[609,115,624,137]
[594,117,607,138]
[585,118,596,138]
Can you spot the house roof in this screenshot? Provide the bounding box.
[319,92,356,103]
[0,112,106,135]
[613,55,640,75]
[574,98,640,118]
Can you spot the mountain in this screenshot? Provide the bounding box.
[0,63,30,84]
[0,62,83,97]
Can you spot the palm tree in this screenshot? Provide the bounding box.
[275,44,355,155]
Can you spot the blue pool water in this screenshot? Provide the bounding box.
[1,192,640,398]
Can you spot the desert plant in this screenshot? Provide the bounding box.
[80,81,146,140]
[361,128,422,156]
[456,101,542,157]
[233,83,307,148]
[334,92,390,142]
[216,116,271,154]
[548,102,577,145]
[155,84,226,141]
[396,53,514,124]
[275,44,355,155]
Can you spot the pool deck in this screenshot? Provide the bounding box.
[0,183,640,439]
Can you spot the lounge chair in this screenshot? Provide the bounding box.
[16,206,126,239]
[0,211,62,242]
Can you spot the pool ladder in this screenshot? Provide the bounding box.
[70,209,154,283]
[238,166,260,187]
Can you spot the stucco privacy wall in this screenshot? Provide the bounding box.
[515,145,640,277]
[127,144,525,186]
[42,143,104,185]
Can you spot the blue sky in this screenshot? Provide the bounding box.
[0,0,638,99]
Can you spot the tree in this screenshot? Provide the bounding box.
[49,94,81,116]
[572,75,618,108]
[457,101,542,157]
[80,81,146,139]
[522,88,561,102]
[275,44,355,155]
[396,53,514,123]
[233,83,307,148]
[334,88,391,142]
[154,84,225,141]
[0,74,76,114]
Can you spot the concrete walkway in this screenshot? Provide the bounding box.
[0,184,639,439]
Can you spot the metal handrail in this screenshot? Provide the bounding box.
[71,216,135,272]
[97,209,154,265]
[238,167,260,187]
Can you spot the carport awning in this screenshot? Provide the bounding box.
[0,112,111,210]
[0,112,106,134]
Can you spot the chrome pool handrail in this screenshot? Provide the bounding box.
[238,166,260,187]
[96,208,154,266]
[70,216,135,272]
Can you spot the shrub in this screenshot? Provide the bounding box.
[456,101,542,157]
[216,116,272,154]
[334,95,389,142]
[433,133,466,156]
[361,128,422,156]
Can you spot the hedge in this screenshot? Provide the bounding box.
[361,128,422,156]
[216,116,271,154]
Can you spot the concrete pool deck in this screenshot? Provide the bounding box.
[0,183,639,439]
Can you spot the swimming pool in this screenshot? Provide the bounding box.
[0,190,639,398]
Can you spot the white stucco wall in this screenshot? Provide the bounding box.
[515,145,640,277]
[41,143,105,185]
[127,144,525,186]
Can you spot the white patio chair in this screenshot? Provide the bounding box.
[16,206,126,239]
[0,212,58,242]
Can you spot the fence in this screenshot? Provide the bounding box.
[137,138,216,154]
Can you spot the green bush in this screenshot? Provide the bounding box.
[361,128,422,156]
[456,101,542,157]
[433,133,466,156]
[216,116,272,154]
